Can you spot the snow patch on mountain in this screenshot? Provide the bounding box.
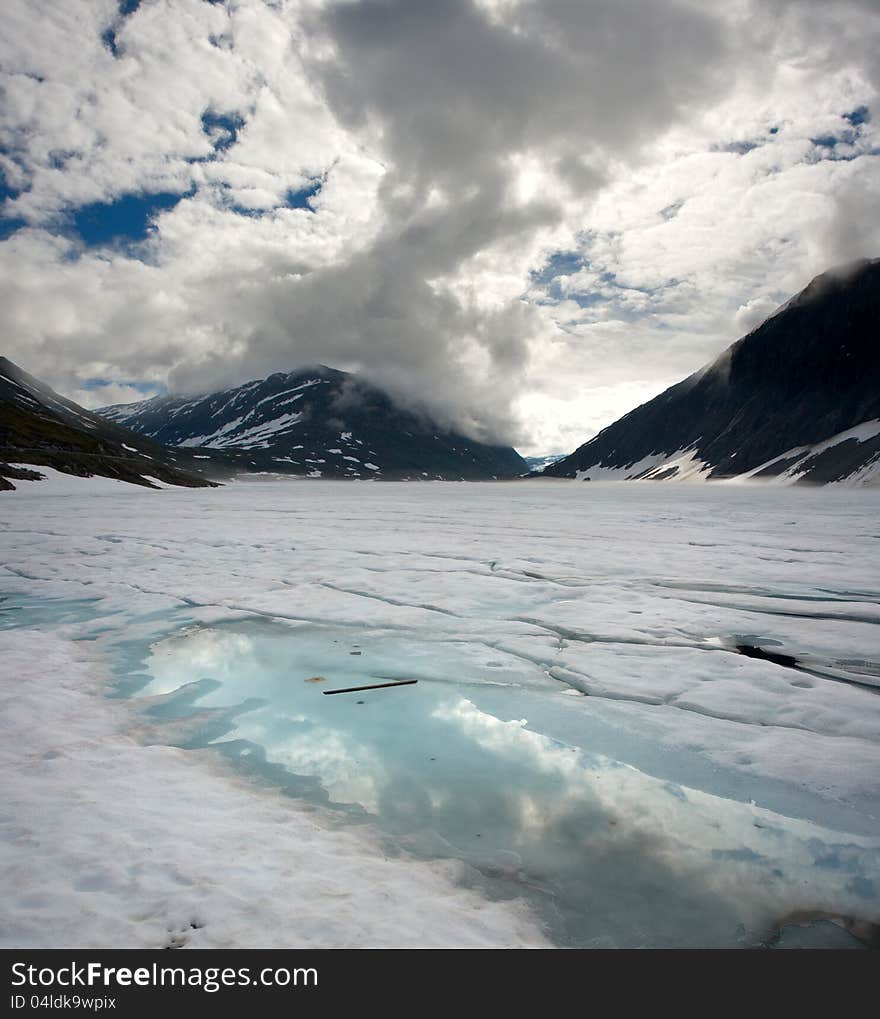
[573,448,711,482]
[97,367,527,481]
[737,419,880,486]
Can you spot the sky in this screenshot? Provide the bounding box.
[1,0,879,456]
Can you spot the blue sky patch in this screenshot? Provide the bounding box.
[286,178,324,211]
[0,216,26,241]
[527,252,627,307]
[844,105,870,127]
[562,291,611,309]
[228,203,265,218]
[811,110,867,154]
[212,181,279,218]
[536,263,669,317]
[530,250,583,287]
[201,110,246,153]
[0,168,27,240]
[48,150,77,170]
[0,166,22,204]
[101,27,120,57]
[102,2,142,57]
[83,376,162,395]
[809,126,866,162]
[70,191,185,246]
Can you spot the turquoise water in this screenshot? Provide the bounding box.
[4,594,877,948]
[133,617,877,948]
[0,592,106,629]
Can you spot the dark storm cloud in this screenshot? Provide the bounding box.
[2,0,879,452]
[308,0,728,180]
[199,0,732,440]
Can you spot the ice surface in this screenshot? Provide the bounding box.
[1,479,879,947]
[134,619,880,947]
[0,626,544,948]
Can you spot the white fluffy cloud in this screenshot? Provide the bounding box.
[1,0,878,454]
[71,380,163,409]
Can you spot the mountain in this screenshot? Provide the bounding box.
[523,454,566,473]
[98,366,528,480]
[0,357,220,492]
[543,258,880,485]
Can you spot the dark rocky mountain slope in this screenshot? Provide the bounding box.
[99,365,527,481]
[543,258,880,485]
[0,357,219,491]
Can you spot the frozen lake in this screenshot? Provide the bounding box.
[2,479,879,947]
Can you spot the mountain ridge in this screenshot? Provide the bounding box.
[98,365,527,481]
[0,356,220,491]
[543,258,880,486]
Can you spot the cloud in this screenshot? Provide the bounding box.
[71,380,164,409]
[734,297,780,336]
[1,0,879,454]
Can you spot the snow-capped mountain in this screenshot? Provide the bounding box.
[0,357,218,492]
[99,365,527,480]
[543,258,880,486]
[523,454,566,473]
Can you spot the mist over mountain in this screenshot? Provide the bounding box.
[99,365,527,481]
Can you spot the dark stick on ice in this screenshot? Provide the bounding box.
[323,679,418,695]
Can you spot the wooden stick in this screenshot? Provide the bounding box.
[323,679,418,695]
